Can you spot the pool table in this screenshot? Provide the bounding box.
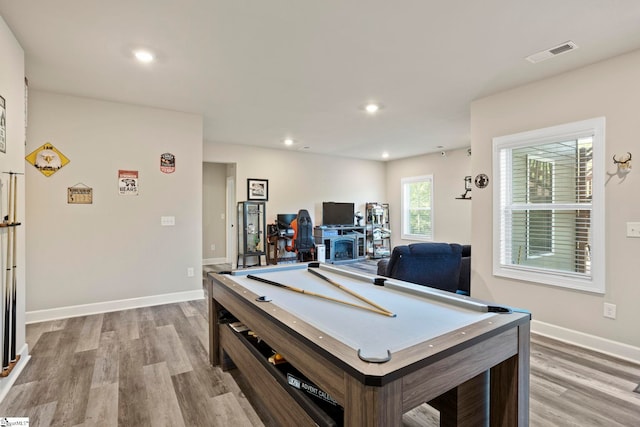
[207,262,530,426]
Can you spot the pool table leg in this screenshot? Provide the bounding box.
[344,375,403,426]
[430,371,490,427]
[490,322,530,426]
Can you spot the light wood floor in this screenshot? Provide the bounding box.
[0,300,265,426]
[1,292,639,425]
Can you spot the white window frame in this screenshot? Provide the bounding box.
[401,175,434,241]
[492,117,605,293]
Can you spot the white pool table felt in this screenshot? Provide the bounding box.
[229,266,494,359]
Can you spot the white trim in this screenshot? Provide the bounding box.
[226,176,236,265]
[203,257,227,265]
[0,344,30,403]
[532,320,640,364]
[26,289,205,324]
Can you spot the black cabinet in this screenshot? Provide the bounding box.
[237,201,266,267]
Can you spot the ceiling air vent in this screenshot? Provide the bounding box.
[526,41,578,64]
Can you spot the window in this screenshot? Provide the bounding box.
[401,175,433,240]
[526,156,554,257]
[493,117,605,293]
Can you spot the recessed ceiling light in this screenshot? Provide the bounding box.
[134,49,154,63]
[365,103,380,114]
[381,151,389,159]
[283,138,294,146]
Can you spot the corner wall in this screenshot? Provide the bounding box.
[471,49,640,357]
[25,91,203,318]
[0,16,27,400]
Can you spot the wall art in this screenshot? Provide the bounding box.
[247,178,268,201]
[0,95,6,153]
[160,152,175,174]
[118,170,139,196]
[25,142,70,177]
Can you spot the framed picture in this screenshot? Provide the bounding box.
[247,178,268,201]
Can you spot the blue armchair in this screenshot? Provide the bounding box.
[377,243,470,295]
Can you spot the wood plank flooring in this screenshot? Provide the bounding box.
[0,300,264,427]
[0,270,638,425]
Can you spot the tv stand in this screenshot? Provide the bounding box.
[313,226,365,263]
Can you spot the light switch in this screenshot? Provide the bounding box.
[161,216,175,226]
[627,222,640,238]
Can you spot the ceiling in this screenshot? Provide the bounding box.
[2,1,640,161]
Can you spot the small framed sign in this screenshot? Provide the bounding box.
[68,184,93,204]
[118,170,139,196]
[0,95,6,153]
[160,152,175,174]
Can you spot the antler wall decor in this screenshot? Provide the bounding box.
[613,152,632,175]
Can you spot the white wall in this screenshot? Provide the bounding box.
[25,91,203,317]
[471,49,640,356]
[204,141,387,227]
[385,147,472,246]
[0,16,27,399]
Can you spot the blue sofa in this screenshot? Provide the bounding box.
[376,243,471,295]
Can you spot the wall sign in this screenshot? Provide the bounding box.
[0,95,6,153]
[25,142,70,177]
[68,184,93,204]
[118,170,139,196]
[160,153,175,174]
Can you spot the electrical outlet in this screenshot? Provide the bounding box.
[603,302,616,319]
[161,216,175,226]
[210,244,216,251]
[187,267,195,277]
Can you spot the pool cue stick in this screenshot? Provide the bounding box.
[307,268,394,316]
[247,274,395,317]
[2,174,13,373]
[9,173,17,364]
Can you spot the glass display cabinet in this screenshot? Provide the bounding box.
[365,202,391,259]
[237,201,266,268]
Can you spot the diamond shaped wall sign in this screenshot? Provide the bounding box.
[25,142,70,177]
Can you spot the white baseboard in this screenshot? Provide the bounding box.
[26,289,205,324]
[0,344,30,403]
[532,320,640,364]
[203,257,228,265]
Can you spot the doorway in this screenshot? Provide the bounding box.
[202,162,236,267]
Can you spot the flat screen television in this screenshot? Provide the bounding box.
[277,213,297,229]
[322,202,354,226]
